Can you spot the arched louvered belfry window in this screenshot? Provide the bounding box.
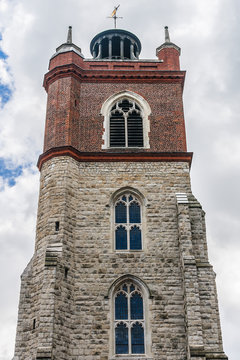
[115,193,142,251]
[109,98,144,147]
[114,282,145,355]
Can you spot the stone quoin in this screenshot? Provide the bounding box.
[13,24,228,360]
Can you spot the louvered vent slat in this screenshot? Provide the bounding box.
[110,116,125,147]
[128,116,143,147]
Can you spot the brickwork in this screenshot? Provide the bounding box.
[156,47,180,70]
[48,51,179,72]
[44,79,187,154]
[14,157,227,359]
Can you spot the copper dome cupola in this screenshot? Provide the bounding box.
[90,29,141,60]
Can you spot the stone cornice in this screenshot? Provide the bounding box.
[37,146,193,171]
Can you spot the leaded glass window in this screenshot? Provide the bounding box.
[114,282,145,355]
[115,194,142,251]
[109,99,143,147]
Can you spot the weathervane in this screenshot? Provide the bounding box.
[107,5,123,28]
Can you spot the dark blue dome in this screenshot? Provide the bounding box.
[90,29,141,60]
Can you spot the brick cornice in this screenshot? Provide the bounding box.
[37,146,193,170]
[43,63,185,91]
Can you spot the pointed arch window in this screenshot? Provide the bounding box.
[109,99,144,147]
[114,282,145,355]
[115,193,142,251]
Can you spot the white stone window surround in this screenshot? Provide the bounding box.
[110,187,147,253]
[108,275,153,360]
[100,90,151,149]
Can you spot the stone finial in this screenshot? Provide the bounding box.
[67,26,72,44]
[52,25,83,60]
[156,25,181,58]
[164,26,170,43]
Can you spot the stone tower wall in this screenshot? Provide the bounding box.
[14,156,226,360]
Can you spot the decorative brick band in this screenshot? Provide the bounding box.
[43,63,185,91]
[37,146,193,170]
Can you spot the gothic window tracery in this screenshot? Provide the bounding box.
[109,99,144,148]
[114,282,145,355]
[115,193,142,251]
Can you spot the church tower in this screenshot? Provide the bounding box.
[13,24,228,360]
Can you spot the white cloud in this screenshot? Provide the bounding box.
[0,167,39,359]
[0,0,8,13]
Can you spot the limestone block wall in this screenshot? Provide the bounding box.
[14,156,227,360]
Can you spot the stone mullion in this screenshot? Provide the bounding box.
[177,201,205,358]
[126,197,130,250]
[125,113,128,147]
[128,293,132,354]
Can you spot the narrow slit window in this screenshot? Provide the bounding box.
[64,267,69,279]
[55,221,60,231]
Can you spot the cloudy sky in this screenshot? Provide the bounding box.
[0,0,239,359]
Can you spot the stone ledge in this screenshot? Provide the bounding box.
[110,357,153,360]
[183,256,196,266]
[190,345,205,356]
[190,347,228,359]
[205,352,228,360]
[45,243,62,267]
[196,262,213,268]
[36,346,52,359]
